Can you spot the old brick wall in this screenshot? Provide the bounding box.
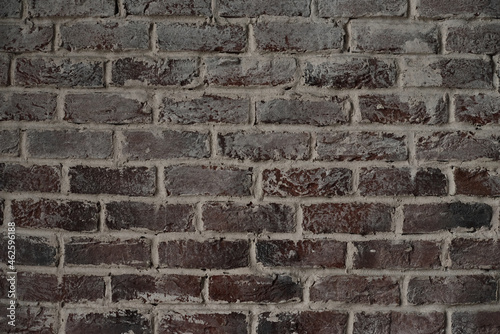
[0,0,500,333]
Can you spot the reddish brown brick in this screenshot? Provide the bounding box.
[159,240,249,269]
[106,201,194,232]
[354,312,446,334]
[0,55,8,86]
[263,168,352,197]
[258,311,348,334]
[454,168,500,196]
[447,24,500,54]
[0,235,58,266]
[112,274,202,303]
[0,130,19,155]
[353,240,441,269]
[124,0,211,16]
[12,199,100,231]
[0,92,57,121]
[164,165,252,196]
[416,0,500,18]
[0,164,61,193]
[65,311,152,334]
[450,238,500,269]
[0,0,22,18]
[65,237,151,267]
[69,166,156,196]
[209,275,301,303]
[202,202,295,233]
[318,0,407,17]
[455,94,500,125]
[310,276,400,305]
[4,272,57,302]
[160,312,248,334]
[0,24,53,52]
[0,305,57,334]
[452,311,500,334]
[62,275,106,302]
[219,0,309,17]
[303,203,393,234]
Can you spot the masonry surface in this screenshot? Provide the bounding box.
[0,0,499,333]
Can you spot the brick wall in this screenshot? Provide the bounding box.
[1,0,500,333]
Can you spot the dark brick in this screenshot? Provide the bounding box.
[455,94,500,125]
[159,312,248,334]
[0,24,53,52]
[5,272,57,302]
[318,0,407,17]
[416,0,500,18]
[0,0,21,18]
[62,275,106,302]
[0,55,9,86]
[447,24,500,54]
[65,311,152,334]
[303,203,393,234]
[124,0,211,16]
[258,311,348,334]
[452,311,500,334]
[219,0,309,17]
[0,235,58,266]
[0,200,3,225]
[450,238,500,269]
[0,130,19,156]
[0,92,57,121]
[454,168,500,196]
[354,312,446,334]
[0,305,57,334]
[27,0,116,17]
[0,164,61,193]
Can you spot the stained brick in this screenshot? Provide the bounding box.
[0,24,53,52]
[0,0,21,18]
[219,0,310,17]
[416,0,500,18]
[0,235,58,266]
[454,168,500,196]
[0,55,9,86]
[124,0,211,16]
[354,312,446,334]
[0,164,61,193]
[447,24,500,54]
[452,311,500,334]
[159,312,248,334]
[0,305,57,334]
[258,311,348,334]
[318,0,407,17]
[0,92,57,121]
[65,311,152,334]
[450,238,500,269]
[455,94,500,125]
[27,0,116,17]
[0,130,19,156]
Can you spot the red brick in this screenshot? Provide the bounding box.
[316,132,407,161]
[219,0,309,17]
[0,130,19,155]
[359,167,447,196]
[112,58,198,86]
[124,0,211,16]
[160,312,248,334]
[69,166,156,196]
[455,94,500,125]
[160,95,249,124]
[106,201,194,232]
[27,0,116,17]
[256,97,350,126]
[256,240,345,268]
[255,22,343,52]
[354,312,446,334]
[112,274,202,303]
[0,55,9,86]
[310,276,400,304]
[209,275,301,303]
[0,24,53,52]
[202,202,295,233]
[318,0,407,17]
[0,92,57,121]
[205,57,296,86]
[416,0,500,18]
[0,305,57,334]
[258,311,347,334]
[447,24,500,54]
[65,93,152,124]
[408,275,497,305]
[61,21,149,51]
[65,311,152,334]
[159,239,249,269]
[304,57,397,89]
[359,93,448,124]
[65,237,151,267]
[263,168,352,197]
[27,130,113,159]
[12,199,100,231]
[158,23,246,52]
[352,22,438,53]
[404,202,492,234]
[218,131,310,161]
[164,165,252,196]
[353,240,441,269]
[450,238,500,269]
[0,235,58,266]
[0,0,21,18]
[452,311,500,334]
[303,203,393,234]
[0,164,61,193]
[454,168,500,196]
[402,57,493,89]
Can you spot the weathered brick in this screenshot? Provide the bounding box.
[303,203,393,234]
[353,240,441,269]
[0,24,53,52]
[205,57,296,86]
[0,305,57,333]
[164,165,252,196]
[403,202,493,233]
[0,164,61,193]
[0,130,19,156]
[416,0,500,18]
[447,24,500,54]
[452,311,500,334]
[66,311,152,334]
[160,312,248,334]
[0,272,56,302]
[159,240,249,269]
[61,21,149,51]
[158,23,246,52]
[218,131,310,161]
[209,275,301,303]
[359,167,447,196]
[69,166,156,196]
[112,274,202,303]
[62,275,106,302]
[202,202,295,233]
[0,235,58,266]
[27,0,116,17]
[0,200,3,225]
[359,93,448,124]
[255,22,343,52]
[0,92,57,121]
[256,97,350,126]
[310,276,400,304]
[65,93,152,124]
[161,95,249,124]
[219,0,309,17]
[12,199,100,231]
[304,57,397,89]
[454,168,500,196]
[455,94,500,125]
[354,312,446,334]
[112,58,198,86]
[65,237,151,267]
[318,0,407,17]
[124,0,211,16]
[316,132,407,161]
[0,0,21,18]
[402,57,493,89]
[106,201,194,232]
[15,58,103,87]
[258,311,348,334]
[0,55,9,86]
[408,275,497,305]
[450,238,500,269]
[27,130,113,159]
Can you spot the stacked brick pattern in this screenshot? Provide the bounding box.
[1,0,500,333]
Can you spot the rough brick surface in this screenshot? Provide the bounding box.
[258,311,348,334]
[455,94,500,125]
[0,164,61,193]
[159,312,248,334]
[27,0,116,17]
[0,55,8,86]
[0,0,21,18]
[0,130,19,155]
[219,0,310,17]
[450,238,500,269]
[0,24,53,52]
[318,0,407,17]
[416,0,500,18]
[452,311,500,334]
[447,24,500,54]
[0,235,58,266]
[454,168,500,196]
[65,311,152,334]
[124,0,211,16]
[0,92,57,121]
[354,312,446,334]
